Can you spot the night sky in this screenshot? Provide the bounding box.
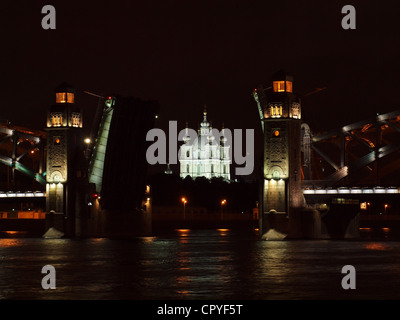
[2,1,400,175]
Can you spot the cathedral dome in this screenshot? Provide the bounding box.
[200,116,209,127]
[201,120,209,127]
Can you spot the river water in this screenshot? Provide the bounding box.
[1,228,400,301]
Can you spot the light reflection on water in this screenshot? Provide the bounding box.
[1,229,400,299]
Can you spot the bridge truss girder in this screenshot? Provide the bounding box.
[0,126,46,186]
[302,110,400,186]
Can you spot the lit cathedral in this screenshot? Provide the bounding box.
[179,108,230,181]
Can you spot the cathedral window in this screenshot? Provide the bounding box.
[186,164,189,173]
[186,150,190,158]
[211,164,214,173]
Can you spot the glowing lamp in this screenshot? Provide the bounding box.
[55,83,75,104]
[360,202,367,210]
[272,70,294,93]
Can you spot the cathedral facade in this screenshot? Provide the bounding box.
[179,109,230,181]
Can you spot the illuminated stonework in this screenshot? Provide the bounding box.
[255,70,305,216]
[179,109,230,181]
[47,83,82,128]
[46,133,67,183]
[45,83,83,221]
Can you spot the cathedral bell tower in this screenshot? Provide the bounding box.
[45,83,83,237]
[253,70,305,238]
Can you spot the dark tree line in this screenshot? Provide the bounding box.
[147,173,259,213]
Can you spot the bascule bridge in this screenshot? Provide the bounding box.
[0,83,158,238]
[253,70,400,239]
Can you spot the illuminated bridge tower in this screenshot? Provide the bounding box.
[44,83,85,237]
[254,70,306,239]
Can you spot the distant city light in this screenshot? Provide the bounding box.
[84,138,91,144]
[360,202,367,210]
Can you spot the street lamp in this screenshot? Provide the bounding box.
[181,197,187,220]
[221,199,227,221]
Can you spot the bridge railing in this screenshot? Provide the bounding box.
[303,186,399,195]
[0,191,46,198]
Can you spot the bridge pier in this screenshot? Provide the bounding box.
[260,205,360,240]
[260,208,321,239]
[320,202,360,239]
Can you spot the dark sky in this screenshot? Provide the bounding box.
[2,1,400,175]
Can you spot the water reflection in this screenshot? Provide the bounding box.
[137,236,157,243]
[359,227,395,240]
[364,242,391,251]
[217,228,230,236]
[175,229,190,242]
[0,238,24,247]
[2,230,400,299]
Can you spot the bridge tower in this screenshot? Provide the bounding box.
[254,70,307,239]
[44,83,85,237]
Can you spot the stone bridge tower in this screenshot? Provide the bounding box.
[253,70,306,238]
[44,83,85,237]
